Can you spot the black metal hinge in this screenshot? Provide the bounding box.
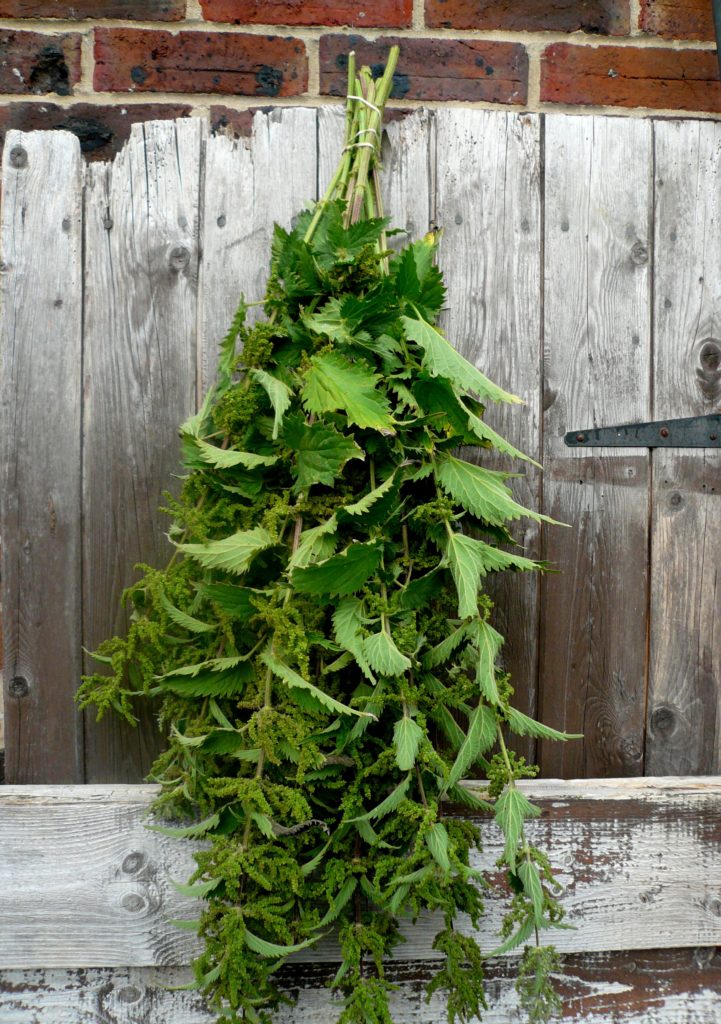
[565,413,721,448]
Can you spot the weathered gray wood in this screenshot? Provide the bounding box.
[647,119,721,776]
[3,950,721,1024]
[82,119,206,782]
[435,110,542,763]
[1,779,719,970]
[0,129,84,783]
[539,114,653,778]
[199,108,318,389]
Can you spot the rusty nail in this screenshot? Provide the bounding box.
[660,427,669,438]
[576,433,586,443]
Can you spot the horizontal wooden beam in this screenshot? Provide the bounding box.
[1,779,720,971]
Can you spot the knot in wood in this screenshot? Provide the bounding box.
[9,676,29,698]
[630,240,648,266]
[650,705,676,736]
[9,145,28,169]
[117,985,143,1004]
[121,851,146,874]
[168,244,191,272]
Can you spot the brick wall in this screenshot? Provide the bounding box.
[0,1,718,161]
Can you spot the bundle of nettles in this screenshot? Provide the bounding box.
[79,46,573,1024]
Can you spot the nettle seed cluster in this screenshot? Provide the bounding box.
[79,50,573,1024]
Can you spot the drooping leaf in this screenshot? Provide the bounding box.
[445,529,484,619]
[362,629,411,676]
[506,707,582,742]
[425,822,451,872]
[202,583,258,620]
[291,542,382,597]
[147,811,220,838]
[284,415,363,491]
[393,715,424,771]
[251,368,293,440]
[172,876,222,898]
[494,786,540,870]
[350,774,411,823]
[339,471,396,518]
[195,439,278,470]
[332,597,375,682]
[178,526,275,575]
[401,314,521,405]
[474,618,504,705]
[243,927,318,959]
[302,351,394,432]
[443,703,497,793]
[317,877,358,928]
[518,859,545,926]
[160,592,217,635]
[157,665,253,699]
[437,454,549,527]
[262,650,373,719]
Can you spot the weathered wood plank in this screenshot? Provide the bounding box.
[647,119,721,776]
[199,108,318,389]
[3,949,720,1024]
[1,779,719,970]
[81,119,206,782]
[0,130,84,783]
[435,110,543,764]
[539,114,653,778]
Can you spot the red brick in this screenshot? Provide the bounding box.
[210,105,257,136]
[426,0,629,35]
[202,0,411,28]
[0,102,192,162]
[541,44,721,113]
[320,34,528,104]
[0,30,81,96]
[94,28,308,97]
[639,1,714,41]
[0,0,185,18]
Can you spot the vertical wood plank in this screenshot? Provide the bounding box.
[82,119,206,782]
[200,108,318,389]
[539,115,652,778]
[435,110,542,762]
[1,130,84,783]
[647,120,721,775]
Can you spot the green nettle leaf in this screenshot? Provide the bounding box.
[443,703,497,793]
[284,415,363,491]
[302,351,394,431]
[195,439,278,470]
[401,314,521,405]
[160,592,216,634]
[393,715,424,771]
[243,928,319,959]
[362,628,412,676]
[425,822,451,872]
[78,50,570,1024]
[291,542,382,596]
[288,516,338,570]
[251,368,293,440]
[437,454,548,527]
[474,618,505,705]
[506,707,583,742]
[178,526,275,575]
[262,649,373,719]
[518,859,546,927]
[494,786,541,870]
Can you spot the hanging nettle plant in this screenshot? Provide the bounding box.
[79,46,576,1024]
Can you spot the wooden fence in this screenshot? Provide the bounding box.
[1,109,721,1022]
[2,108,720,784]
[1,779,720,1022]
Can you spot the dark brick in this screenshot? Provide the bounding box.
[541,43,721,112]
[0,0,185,18]
[0,30,82,96]
[0,102,193,163]
[320,34,528,104]
[94,28,308,97]
[210,104,256,136]
[639,0,714,41]
[202,0,411,28]
[426,0,629,34]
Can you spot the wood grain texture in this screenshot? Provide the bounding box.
[647,119,721,776]
[1,779,719,970]
[0,129,84,783]
[3,949,721,1024]
[81,119,206,782]
[199,108,318,389]
[435,110,543,764]
[539,114,653,779]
